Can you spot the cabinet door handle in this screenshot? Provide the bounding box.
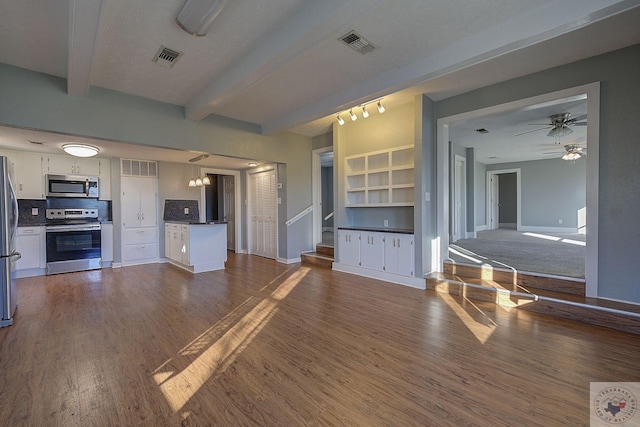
[397,239,400,248]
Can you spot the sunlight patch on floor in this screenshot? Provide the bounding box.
[438,292,497,344]
[153,266,310,412]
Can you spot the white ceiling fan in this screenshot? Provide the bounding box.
[516,112,587,138]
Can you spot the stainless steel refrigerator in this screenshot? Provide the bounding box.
[0,156,21,327]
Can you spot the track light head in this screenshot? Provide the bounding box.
[337,114,345,125]
[362,106,369,118]
[350,109,357,121]
[377,100,385,114]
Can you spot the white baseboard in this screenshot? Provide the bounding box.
[277,257,302,265]
[475,225,488,232]
[465,231,476,239]
[14,268,45,278]
[519,225,578,233]
[332,262,426,289]
[499,222,516,228]
[111,262,122,268]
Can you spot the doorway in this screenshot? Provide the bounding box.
[312,147,334,246]
[452,155,466,242]
[487,169,521,230]
[200,167,242,253]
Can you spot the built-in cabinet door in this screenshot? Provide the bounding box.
[121,178,142,228]
[338,230,360,267]
[46,155,100,175]
[181,227,190,265]
[101,223,114,263]
[384,234,414,276]
[139,178,157,228]
[360,231,385,270]
[15,152,44,199]
[15,227,44,271]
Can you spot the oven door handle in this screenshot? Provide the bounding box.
[46,225,101,232]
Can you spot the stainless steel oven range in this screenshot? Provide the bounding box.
[45,208,101,275]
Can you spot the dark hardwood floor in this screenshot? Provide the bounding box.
[1,253,639,426]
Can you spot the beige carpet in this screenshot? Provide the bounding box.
[449,228,585,278]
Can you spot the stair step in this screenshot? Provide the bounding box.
[301,252,333,269]
[444,261,585,296]
[427,272,640,335]
[316,244,334,257]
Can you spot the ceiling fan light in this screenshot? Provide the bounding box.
[62,144,99,158]
[176,0,227,37]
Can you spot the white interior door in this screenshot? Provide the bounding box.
[249,169,277,259]
[223,175,235,251]
[453,156,466,241]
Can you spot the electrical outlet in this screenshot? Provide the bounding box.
[184,207,189,215]
[559,219,563,224]
[384,219,389,227]
[31,207,38,216]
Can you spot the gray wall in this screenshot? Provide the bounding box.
[0,63,314,261]
[436,44,640,303]
[312,132,333,150]
[486,158,585,228]
[475,161,487,227]
[498,173,517,224]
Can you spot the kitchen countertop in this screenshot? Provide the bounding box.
[165,220,228,225]
[338,226,414,234]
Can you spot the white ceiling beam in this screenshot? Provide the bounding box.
[67,0,103,96]
[184,0,383,121]
[262,0,639,134]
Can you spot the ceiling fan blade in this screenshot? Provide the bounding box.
[571,122,587,126]
[568,114,587,123]
[515,126,551,136]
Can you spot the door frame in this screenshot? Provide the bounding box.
[452,155,466,242]
[437,82,600,297]
[200,167,242,253]
[486,168,521,231]
[312,146,333,246]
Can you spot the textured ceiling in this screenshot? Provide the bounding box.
[0,0,638,164]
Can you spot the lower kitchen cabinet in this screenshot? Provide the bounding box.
[121,227,158,265]
[337,230,360,267]
[360,231,385,270]
[383,234,414,276]
[165,222,227,273]
[101,223,113,265]
[15,226,46,277]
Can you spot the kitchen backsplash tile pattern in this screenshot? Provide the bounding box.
[17,199,46,226]
[17,198,112,225]
[163,199,199,222]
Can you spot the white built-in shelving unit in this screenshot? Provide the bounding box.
[344,144,414,207]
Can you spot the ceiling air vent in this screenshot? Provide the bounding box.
[339,31,376,54]
[153,46,182,67]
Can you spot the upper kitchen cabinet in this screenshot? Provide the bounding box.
[45,154,100,176]
[15,151,45,199]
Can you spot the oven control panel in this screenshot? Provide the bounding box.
[46,208,99,220]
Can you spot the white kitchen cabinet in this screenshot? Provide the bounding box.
[101,223,113,264]
[121,176,158,265]
[98,159,111,200]
[360,231,385,270]
[384,234,414,276]
[337,229,360,267]
[14,151,45,199]
[45,154,100,176]
[14,226,45,277]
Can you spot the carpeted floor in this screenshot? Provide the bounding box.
[449,228,586,278]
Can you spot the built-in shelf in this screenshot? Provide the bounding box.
[344,145,414,207]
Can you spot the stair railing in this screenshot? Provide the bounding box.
[286,205,313,227]
[323,211,334,221]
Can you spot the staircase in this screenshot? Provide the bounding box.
[301,244,334,269]
[427,262,640,335]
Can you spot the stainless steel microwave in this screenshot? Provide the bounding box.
[46,174,99,198]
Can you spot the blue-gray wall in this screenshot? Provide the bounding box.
[436,44,640,303]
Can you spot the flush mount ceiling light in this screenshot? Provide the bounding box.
[248,162,258,167]
[176,0,227,37]
[62,144,99,158]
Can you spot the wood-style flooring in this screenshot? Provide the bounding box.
[1,253,639,426]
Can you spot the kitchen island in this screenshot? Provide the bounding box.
[165,222,227,273]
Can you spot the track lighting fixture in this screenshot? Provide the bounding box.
[335,98,387,125]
